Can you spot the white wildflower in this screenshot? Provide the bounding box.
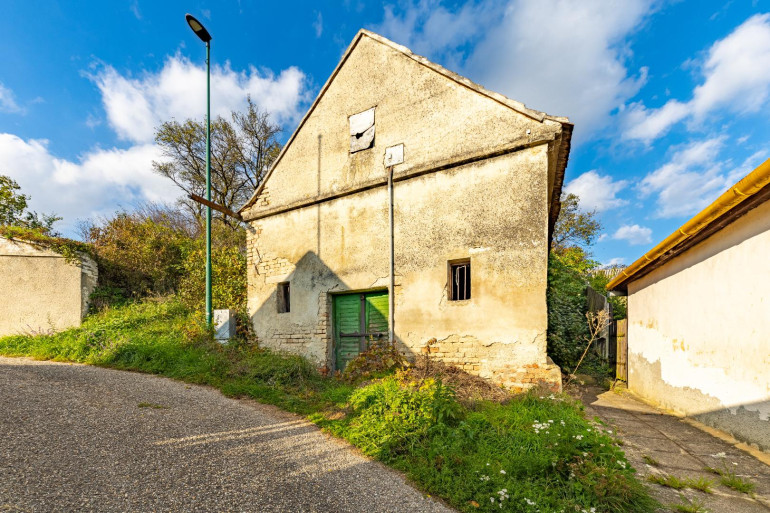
[500,469,506,474]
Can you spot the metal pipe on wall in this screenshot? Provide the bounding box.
[387,165,395,346]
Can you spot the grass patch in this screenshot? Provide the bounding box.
[642,454,660,466]
[648,474,688,489]
[0,298,658,513]
[137,402,168,409]
[671,495,708,513]
[704,467,756,494]
[687,477,715,494]
[647,474,713,493]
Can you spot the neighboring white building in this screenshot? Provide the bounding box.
[0,237,98,337]
[608,158,770,451]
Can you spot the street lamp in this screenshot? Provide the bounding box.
[185,13,213,325]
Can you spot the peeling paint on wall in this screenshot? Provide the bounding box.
[627,199,770,450]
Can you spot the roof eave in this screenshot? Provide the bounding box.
[607,158,770,292]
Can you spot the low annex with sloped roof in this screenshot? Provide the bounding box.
[241,29,572,390]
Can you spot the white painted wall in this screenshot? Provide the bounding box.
[627,199,770,450]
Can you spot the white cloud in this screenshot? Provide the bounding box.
[314,11,323,38]
[375,0,656,142]
[0,54,311,236]
[467,0,653,141]
[613,224,652,245]
[563,170,628,212]
[0,133,180,235]
[0,83,23,114]
[375,0,495,68]
[621,99,688,141]
[88,55,309,144]
[603,257,626,267]
[638,137,733,218]
[623,14,770,142]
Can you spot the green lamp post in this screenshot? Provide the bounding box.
[185,13,213,325]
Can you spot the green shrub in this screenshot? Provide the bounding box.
[547,252,591,372]
[86,213,188,300]
[178,238,247,311]
[342,340,408,382]
[346,377,462,458]
[83,209,247,313]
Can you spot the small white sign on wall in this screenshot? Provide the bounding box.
[384,144,404,167]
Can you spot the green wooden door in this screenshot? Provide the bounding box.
[333,290,389,371]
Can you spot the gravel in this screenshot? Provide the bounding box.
[0,356,455,512]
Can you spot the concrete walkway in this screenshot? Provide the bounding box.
[579,385,770,513]
[0,357,453,513]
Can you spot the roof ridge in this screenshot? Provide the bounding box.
[238,29,570,214]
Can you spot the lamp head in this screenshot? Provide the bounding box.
[185,14,212,43]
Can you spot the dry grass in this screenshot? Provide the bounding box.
[400,355,512,406]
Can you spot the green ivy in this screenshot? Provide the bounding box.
[0,225,93,264]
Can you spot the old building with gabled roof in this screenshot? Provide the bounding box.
[238,30,572,390]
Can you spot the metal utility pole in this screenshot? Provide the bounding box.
[185,13,213,325]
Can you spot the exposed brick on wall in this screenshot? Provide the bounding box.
[252,289,332,370]
[418,335,562,393]
[246,225,294,290]
[490,362,562,393]
[244,230,561,391]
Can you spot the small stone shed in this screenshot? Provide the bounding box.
[0,237,97,337]
[607,158,770,451]
[238,30,573,390]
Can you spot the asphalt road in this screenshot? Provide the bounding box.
[0,357,454,513]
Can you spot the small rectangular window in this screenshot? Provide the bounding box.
[449,260,471,301]
[277,282,290,313]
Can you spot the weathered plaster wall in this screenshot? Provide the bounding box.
[248,146,560,390]
[241,33,563,221]
[627,199,770,450]
[0,238,97,337]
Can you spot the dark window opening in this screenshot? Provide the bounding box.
[449,260,471,301]
[277,282,290,313]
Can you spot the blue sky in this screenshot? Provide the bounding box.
[1,1,769,267]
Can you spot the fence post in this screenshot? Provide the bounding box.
[615,318,628,381]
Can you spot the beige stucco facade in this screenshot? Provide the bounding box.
[0,237,98,337]
[626,198,770,450]
[240,30,571,390]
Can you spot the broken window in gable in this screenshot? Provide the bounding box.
[349,107,375,153]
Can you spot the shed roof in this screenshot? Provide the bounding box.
[607,158,770,292]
